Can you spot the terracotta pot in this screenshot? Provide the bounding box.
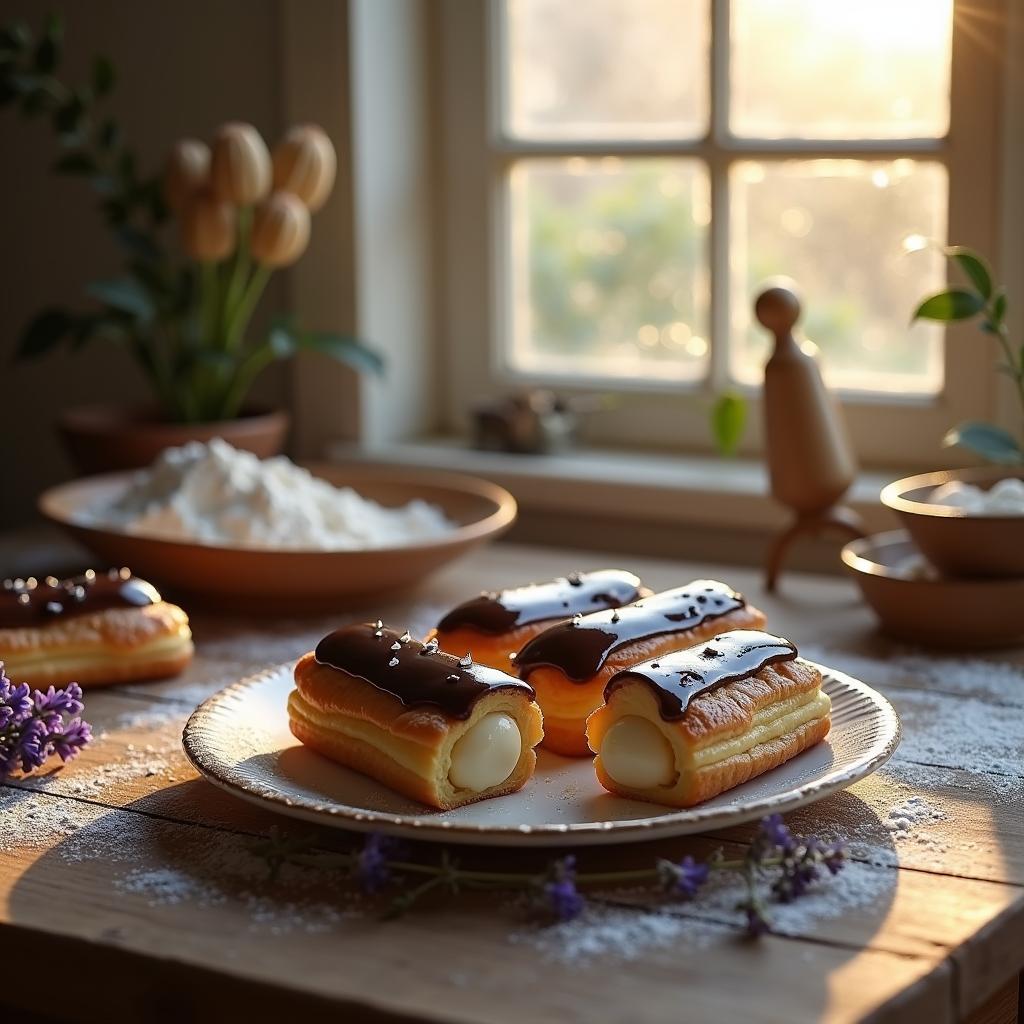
[57,404,289,475]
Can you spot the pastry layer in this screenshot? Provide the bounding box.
[586,657,830,806]
[0,603,193,687]
[428,622,550,674]
[290,654,544,810]
[528,603,766,756]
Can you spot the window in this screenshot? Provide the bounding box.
[437,1,1006,464]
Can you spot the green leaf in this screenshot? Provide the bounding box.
[942,421,1024,465]
[92,55,114,96]
[297,331,385,375]
[33,16,61,75]
[116,225,163,263]
[0,22,32,54]
[85,277,155,320]
[53,93,85,136]
[710,391,747,457]
[945,246,993,299]
[53,151,97,175]
[17,307,73,359]
[991,288,1007,326]
[912,289,986,323]
[98,116,119,150]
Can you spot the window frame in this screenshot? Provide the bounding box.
[435,0,1007,467]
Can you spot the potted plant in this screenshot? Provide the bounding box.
[912,245,1023,464]
[1,14,381,473]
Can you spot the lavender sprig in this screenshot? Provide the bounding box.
[253,815,847,937]
[0,663,92,780]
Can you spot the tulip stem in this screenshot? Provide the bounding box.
[226,264,271,353]
[222,207,253,345]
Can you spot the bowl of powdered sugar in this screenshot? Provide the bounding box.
[39,440,517,610]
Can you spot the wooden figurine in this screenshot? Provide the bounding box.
[757,284,865,591]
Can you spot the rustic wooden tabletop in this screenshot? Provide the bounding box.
[1,533,1022,1024]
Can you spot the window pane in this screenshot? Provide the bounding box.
[730,0,952,139]
[507,158,710,381]
[503,0,709,141]
[729,159,947,394]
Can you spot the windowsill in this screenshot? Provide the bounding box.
[327,436,899,535]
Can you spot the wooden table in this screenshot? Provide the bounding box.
[1,535,1022,1024]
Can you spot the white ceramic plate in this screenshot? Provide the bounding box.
[183,663,900,847]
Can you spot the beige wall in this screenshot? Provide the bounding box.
[0,0,294,528]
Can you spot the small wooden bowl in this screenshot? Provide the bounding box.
[841,530,1024,648]
[880,468,1024,579]
[39,465,517,613]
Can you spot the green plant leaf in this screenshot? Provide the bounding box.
[98,116,119,150]
[0,22,32,54]
[115,225,162,263]
[711,391,747,457]
[912,289,986,323]
[296,331,385,375]
[92,55,114,96]
[85,277,155,320]
[945,246,992,300]
[942,421,1024,465]
[53,92,85,136]
[53,151,97,175]
[992,288,1007,326]
[17,307,73,359]
[33,15,61,75]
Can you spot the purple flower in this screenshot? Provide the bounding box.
[540,855,584,922]
[740,899,771,937]
[51,718,92,762]
[0,663,92,781]
[658,855,710,898]
[354,833,395,893]
[756,813,797,857]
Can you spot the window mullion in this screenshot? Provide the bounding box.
[706,0,731,394]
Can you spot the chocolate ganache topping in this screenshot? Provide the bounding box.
[604,630,798,721]
[514,580,745,682]
[0,568,160,629]
[314,623,535,720]
[436,569,644,635]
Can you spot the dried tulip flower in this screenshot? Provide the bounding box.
[181,188,237,262]
[272,124,337,212]
[250,191,310,267]
[164,138,210,212]
[210,121,271,205]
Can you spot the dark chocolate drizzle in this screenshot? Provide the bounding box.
[0,569,161,629]
[314,623,535,720]
[604,629,798,721]
[514,580,745,682]
[436,569,644,635]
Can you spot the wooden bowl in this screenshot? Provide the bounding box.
[879,467,1024,579]
[841,530,1024,648]
[38,465,516,613]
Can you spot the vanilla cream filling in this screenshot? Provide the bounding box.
[600,716,676,788]
[4,631,193,673]
[288,691,527,794]
[691,690,831,769]
[448,712,521,791]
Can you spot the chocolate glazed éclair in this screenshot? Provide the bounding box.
[0,569,161,629]
[315,623,535,720]
[514,580,746,682]
[604,630,798,721]
[435,569,645,635]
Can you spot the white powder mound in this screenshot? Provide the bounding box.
[90,438,454,550]
[510,905,729,962]
[929,477,1024,516]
